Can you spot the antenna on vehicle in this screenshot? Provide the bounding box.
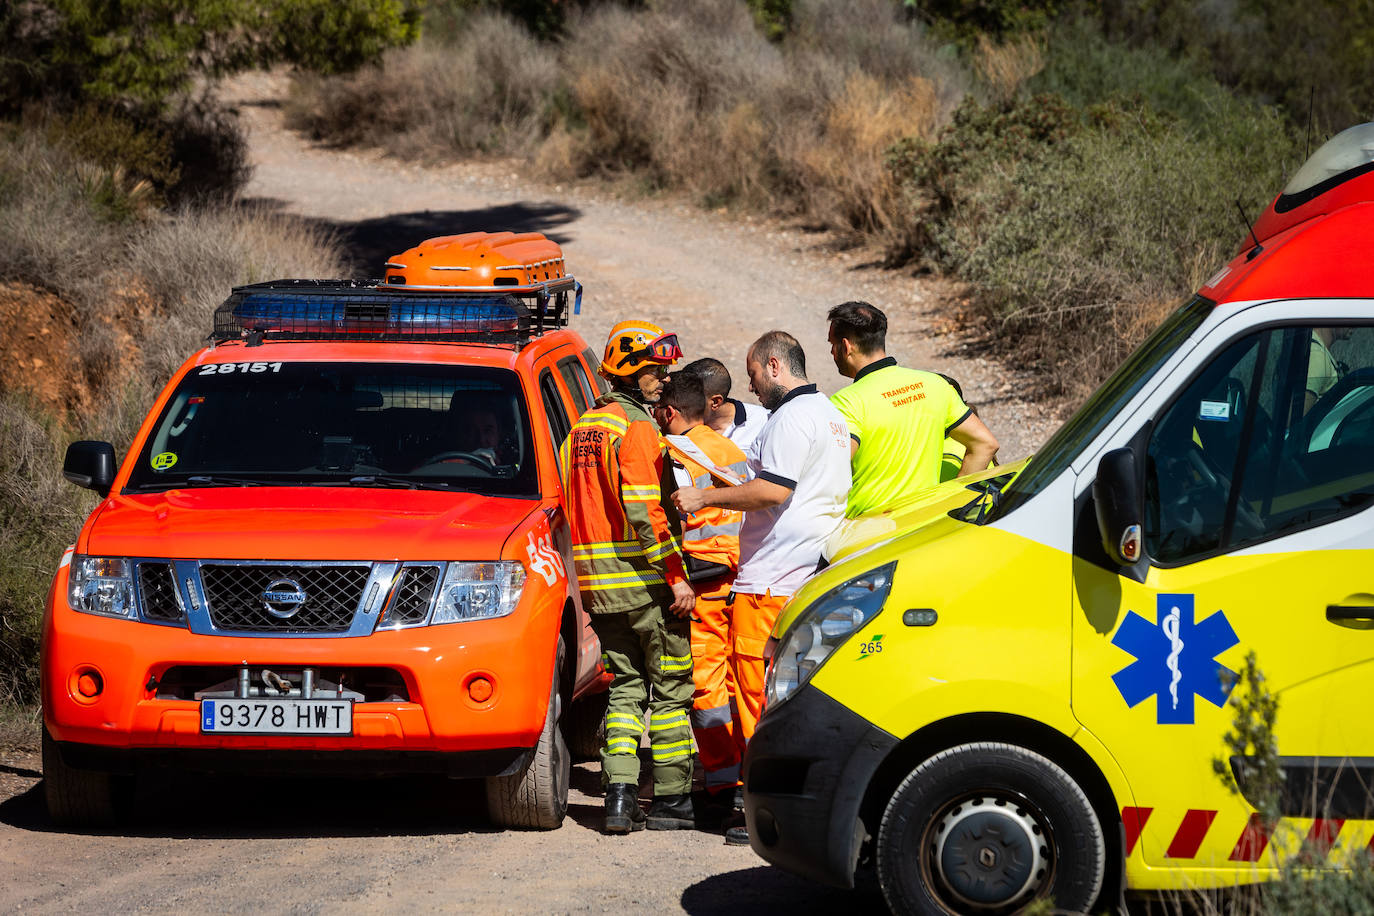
[1305,86,1315,160]
[1235,199,1262,260]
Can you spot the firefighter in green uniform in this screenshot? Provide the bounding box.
[559,320,698,833]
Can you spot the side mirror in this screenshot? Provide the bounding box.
[1093,447,1144,566]
[63,441,117,497]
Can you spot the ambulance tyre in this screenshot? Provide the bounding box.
[485,646,570,830]
[42,726,128,827]
[876,742,1105,916]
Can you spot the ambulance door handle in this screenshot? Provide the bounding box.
[1326,605,1374,625]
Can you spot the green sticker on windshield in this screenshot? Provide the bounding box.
[151,452,178,471]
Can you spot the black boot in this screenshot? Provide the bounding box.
[604,783,646,834]
[646,793,695,830]
[723,809,750,846]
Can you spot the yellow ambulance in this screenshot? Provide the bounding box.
[743,123,1374,913]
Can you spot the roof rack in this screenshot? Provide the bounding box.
[211,278,581,348]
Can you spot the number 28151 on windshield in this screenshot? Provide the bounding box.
[200,699,352,735]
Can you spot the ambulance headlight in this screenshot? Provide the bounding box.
[765,561,896,708]
[68,555,136,619]
[431,561,526,624]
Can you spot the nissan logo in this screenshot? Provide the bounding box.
[262,578,307,619]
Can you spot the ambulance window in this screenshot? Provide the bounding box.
[1145,324,1374,565]
[557,356,592,416]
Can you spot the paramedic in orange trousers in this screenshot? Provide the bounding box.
[652,373,751,825]
[673,331,851,844]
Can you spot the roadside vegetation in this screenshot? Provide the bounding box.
[0,1,415,710]
[285,0,1373,396]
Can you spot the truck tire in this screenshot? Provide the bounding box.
[42,727,126,828]
[485,649,570,830]
[563,690,607,762]
[876,742,1105,916]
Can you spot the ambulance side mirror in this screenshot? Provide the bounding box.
[1093,447,1144,566]
[63,440,117,498]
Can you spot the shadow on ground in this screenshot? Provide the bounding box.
[0,769,498,841]
[681,865,884,914]
[240,198,581,274]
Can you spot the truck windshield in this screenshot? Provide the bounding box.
[991,296,1213,519]
[125,362,539,497]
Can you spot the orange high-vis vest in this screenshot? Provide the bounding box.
[559,392,687,614]
[674,425,747,571]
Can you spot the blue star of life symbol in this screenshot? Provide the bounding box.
[1110,593,1240,724]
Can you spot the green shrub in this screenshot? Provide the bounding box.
[1100,0,1374,134]
[887,88,1299,396]
[3,0,421,113]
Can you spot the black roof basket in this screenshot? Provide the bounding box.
[211,277,580,347]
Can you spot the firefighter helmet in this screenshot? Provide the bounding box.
[600,320,683,377]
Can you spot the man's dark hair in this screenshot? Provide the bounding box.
[827,301,887,355]
[936,373,963,400]
[680,357,731,399]
[750,330,806,379]
[659,372,707,421]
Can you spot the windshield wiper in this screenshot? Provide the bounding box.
[345,475,456,491]
[186,474,274,487]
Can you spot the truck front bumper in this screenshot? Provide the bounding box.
[743,685,897,888]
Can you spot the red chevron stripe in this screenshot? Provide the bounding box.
[1307,818,1345,856]
[1167,809,1217,858]
[1122,807,1152,856]
[1229,813,1272,862]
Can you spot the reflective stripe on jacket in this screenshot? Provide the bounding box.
[675,425,746,571]
[560,391,687,614]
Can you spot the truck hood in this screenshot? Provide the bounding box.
[826,458,1030,565]
[82,487,541,561]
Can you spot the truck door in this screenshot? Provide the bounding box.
[1072,315,1374,871]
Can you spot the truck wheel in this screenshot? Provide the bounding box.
[563,690,607,762]
[42,727,127,828]
[876,742,1105,916]
[485,652,570,830]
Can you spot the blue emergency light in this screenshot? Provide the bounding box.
[211,278,578,346]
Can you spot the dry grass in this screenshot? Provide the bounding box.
[0,124,346,705]
[974,33,1045,107]
[289,0,966,239]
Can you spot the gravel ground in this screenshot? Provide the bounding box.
[0,72,1066,913]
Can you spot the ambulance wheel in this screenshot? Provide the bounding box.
[42,727,128,828]
[485,648,570,829]
[876,742,1105,916]
[563,690,607,762]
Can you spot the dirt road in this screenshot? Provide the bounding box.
[0,72,1060,912]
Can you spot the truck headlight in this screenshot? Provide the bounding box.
[431,561,526,624]
[68,556,136,619]
[764,561,896,708]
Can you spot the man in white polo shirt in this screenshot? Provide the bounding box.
[673,330,851,845]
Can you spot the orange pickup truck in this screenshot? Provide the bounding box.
[44,232,609,829]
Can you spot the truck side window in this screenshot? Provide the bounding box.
[556,356,592,416]
[582,347,611,397]
[1145,324,1374,565]
[539,369,572,469]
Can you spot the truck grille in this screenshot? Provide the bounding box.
[137,562,183,622]
[201,564,371,633]
[387,565,440,625]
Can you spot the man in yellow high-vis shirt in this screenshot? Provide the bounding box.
[827,301,999,517]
